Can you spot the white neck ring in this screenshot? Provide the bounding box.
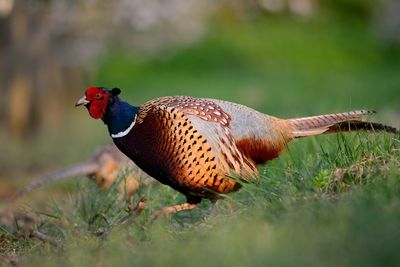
[111,114,137,138]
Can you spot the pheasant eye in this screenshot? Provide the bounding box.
[95,93,102,99]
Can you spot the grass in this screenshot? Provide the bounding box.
[1,15,400,267]
[1,132,399,267]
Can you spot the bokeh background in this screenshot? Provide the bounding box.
[0,0,400,218]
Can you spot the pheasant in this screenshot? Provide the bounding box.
[75,86,398,217]
[16,144,151,199]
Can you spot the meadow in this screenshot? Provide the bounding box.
[1,15,399,267]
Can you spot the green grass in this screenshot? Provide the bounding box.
[2,133,399,267]
[2,15,400,267]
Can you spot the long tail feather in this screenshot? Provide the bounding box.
[289,110,398,138]
[16,161,99,198]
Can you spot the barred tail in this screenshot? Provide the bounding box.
[289,110,398,138]
[16,161,98,198]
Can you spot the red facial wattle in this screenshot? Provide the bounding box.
[89,100,108,119]
[85,87,110,119]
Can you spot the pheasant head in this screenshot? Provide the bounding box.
[76,86,138,138]
[75,86,121,119]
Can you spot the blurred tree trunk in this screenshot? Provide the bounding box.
[0,1,85,140]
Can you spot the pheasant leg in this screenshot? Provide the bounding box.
[149,203,198,223]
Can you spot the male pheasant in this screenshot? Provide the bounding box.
[75,87,398,216]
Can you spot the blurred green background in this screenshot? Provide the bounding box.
[0,0,399,266]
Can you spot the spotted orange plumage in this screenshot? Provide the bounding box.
[114,97,251,203]
[76,88,398,218]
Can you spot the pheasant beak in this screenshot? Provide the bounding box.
[75,96,90,107]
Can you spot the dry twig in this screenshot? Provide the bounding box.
[30,230,61,248]
[119,196,147,225]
